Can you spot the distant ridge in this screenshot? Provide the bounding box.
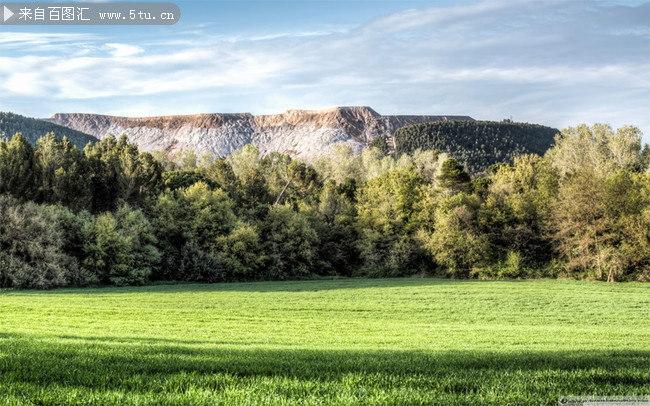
[45,107,474,158]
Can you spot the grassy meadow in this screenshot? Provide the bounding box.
[0,278,649,405]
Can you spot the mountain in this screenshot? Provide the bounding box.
[394,120,559,174]
[44,107,473,158]
[0,112,99,150]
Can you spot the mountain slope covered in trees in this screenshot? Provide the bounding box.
[0,112,98,150]
[394,120,559,173]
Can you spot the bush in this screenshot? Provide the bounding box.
[215,222,265,281]
[356,231,428,277]
[261,205,319,280]
[82,206,159,286]
[180,243,222,283]
[423,194,489,277]
[0,196,75,289]
[114,204,161,284]
[82,212,134,285]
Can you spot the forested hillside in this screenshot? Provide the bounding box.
[0,112,98,150]
[394,120,558,173]
[0,123,648,289]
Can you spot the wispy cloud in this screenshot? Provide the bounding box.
[0,0,648,139]
[105,43,144,57]
[0,32,95,45]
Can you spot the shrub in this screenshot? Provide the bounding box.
[0,196,74,289]
[180,243,222,283]
[82,205,159,286]
[261,205,319,280]
[215,222,265,281]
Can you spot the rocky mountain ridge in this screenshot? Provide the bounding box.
[45,107,473,158]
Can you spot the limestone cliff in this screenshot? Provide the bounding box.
[46,107,473,158]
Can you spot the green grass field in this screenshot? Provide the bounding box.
[1,278,649,405]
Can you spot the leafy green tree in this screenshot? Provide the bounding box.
[117,139,163,207]
[81,212,133,285]
[113,204,161,284]
[614,180,650,282]
[547,124,647,176]
[261,205,319,279]
[280,160,322,205]
[361,147,398,180]
[84,134,162,212]
[182,182,237,248]
[203,158,241,202]
[411,149,445,182]
[228,144,261,179]
[84,134,123,212]
[258,152,291,205]
[423,193,488,277]
[198,151,214,169]
[162,170,218,191]
[318,180,356,225]
[147,181,237,280]
[355,167,428,274]
[216,222,266,281]
[82,206,158,286]
[550,169,650,282]
[312,180,360,276]
[177,149,198,170]
[357,166,424,234]
[313,144,362,183]
[239,167,271,211]
[546,124,650,281]
[356,228,427,277]
[477,155,558,266]
[44,204,92,286]
[549,169,613,280]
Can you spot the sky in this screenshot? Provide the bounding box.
[0,0,649,141]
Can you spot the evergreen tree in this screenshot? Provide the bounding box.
[35,133,91,211]
[438,158,471,194]
[0,133,37,200]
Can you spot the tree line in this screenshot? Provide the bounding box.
[0,123,649,289]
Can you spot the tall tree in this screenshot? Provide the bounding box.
[546,124,650,281]
[423,193,488,277]
[437,158,471,194]
[35,133,91,211]
[0,133,37,200]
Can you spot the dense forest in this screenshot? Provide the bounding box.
[0,112,99,150]
[394,120,559,173]
[0,123,649,289]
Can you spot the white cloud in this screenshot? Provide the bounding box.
[0,32,95,45]
[105,43,144,57]
[0,0,648,140]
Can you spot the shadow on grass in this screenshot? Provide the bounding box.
[1,332,648,399]
[3,277,540,295]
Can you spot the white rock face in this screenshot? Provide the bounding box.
[45,107,473,158]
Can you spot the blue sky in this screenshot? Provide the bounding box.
[1,0,649,140]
